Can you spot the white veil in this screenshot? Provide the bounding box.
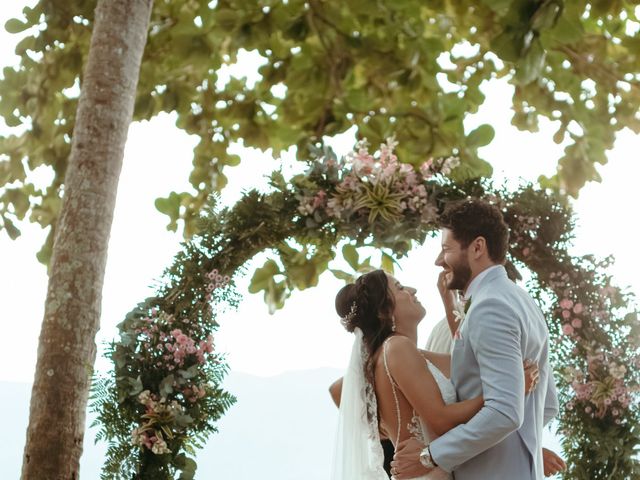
[331,327,388,479]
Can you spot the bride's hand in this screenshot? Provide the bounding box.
[523,360,540,394]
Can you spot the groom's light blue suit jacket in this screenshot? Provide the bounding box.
[429,266,559,480]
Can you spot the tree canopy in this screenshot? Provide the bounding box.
[2,0,640,262]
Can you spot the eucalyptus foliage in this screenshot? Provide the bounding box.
[3,0,640,262]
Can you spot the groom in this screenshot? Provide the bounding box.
[392,199,559,479]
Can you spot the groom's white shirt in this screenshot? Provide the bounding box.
[428,265,559,480]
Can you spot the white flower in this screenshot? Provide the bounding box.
[440,156,461,175]
[138,390,152,406]
[151,438,171,455]
[609,363,627,380]
[130,428,144,446]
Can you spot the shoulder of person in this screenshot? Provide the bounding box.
[383,335,421,365]
[384,334,417,353]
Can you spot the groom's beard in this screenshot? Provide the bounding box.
[448,261,472,291]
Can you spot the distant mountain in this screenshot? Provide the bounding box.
[1,368,343,479]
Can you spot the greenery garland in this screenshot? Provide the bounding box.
[92,139,639,479]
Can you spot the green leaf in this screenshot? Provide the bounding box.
[480,0,514,17]
[466,124,495,148]
[342,244,359,271]
[175,413,194,428]
[248,259,280,293]
[2,218,21,239]
[4,18,29,34]
[159,374,175,397]
[178,364,199,379]
[531,1,562,31]
[515,38,546,85]
[330,269,355,283]
[175,454,197,479]
[381,252,396,274]
[127,376,143,397]
[490,30,524,62]
[155,192,187,232]
[265,278,288,314]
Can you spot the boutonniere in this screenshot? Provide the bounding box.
[463,296,472,314]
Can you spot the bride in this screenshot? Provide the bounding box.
[330,269,539,479]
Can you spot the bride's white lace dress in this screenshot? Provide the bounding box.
[381,337,456,480]
[330,329,456,480]
[402,360,456,480]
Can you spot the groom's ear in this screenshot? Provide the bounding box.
[469,236,487,259]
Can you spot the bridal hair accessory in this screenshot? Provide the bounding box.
[341,301,358,326]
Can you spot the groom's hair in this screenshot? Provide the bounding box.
[439,198,509,263]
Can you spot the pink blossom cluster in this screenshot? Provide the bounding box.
[564,347,635,423]
[183,384,207,403]
[130,390,186,454]
[135,310,175,353]
[298,137,447,222]
[131,427,170,454]
[165,329,215,368]
[298,189,328,215]
[559,298,585,336]
[204,268,230,302]
[132,307,217,373]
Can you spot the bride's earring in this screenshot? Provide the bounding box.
[391,315,397,332]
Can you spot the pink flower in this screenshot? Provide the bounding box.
[522,247,531,257]
[418,160,433,179]
[562,324,574,336]
[313,190,327,207]
[560,299,573,310]
[562,310,571,319]
[573,303,584,314]
[571,318,582,328]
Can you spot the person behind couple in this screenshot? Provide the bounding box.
[393,199,559,480]
[333,269,512,479]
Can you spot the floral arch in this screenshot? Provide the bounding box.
[92,139,640,480]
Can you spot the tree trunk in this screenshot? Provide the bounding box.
[21,1,153,478]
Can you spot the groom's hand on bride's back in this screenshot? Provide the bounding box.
[390,438,432,479]
[543,447,566,477]
[523,360,540,394]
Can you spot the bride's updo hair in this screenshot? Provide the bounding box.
[335,269,396,383]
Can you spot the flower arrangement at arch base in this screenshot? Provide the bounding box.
[91,270,238,479]
[92,137,640,479]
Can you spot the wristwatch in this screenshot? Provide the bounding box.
[419,445,438,469]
